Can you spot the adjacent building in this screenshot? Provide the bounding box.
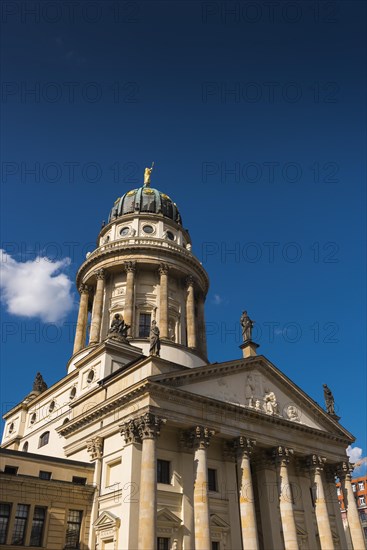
[337,474,367,546]
[1,171,365,549]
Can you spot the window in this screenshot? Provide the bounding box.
[65,510,82,549]
[166,230,175,241]
[87,370,94,383]
[69,387,76,400]
[30,413,36,425]
[22,442,29,452]
[4,465,18,475]
[208,468,218,492]
[337,487,341,496]
[157,459,170,484]
[352,483,356,492]
[39,471,52,480]
[72,476,87,486]
[48,400,56,413]
[8,422,14,434]
[120,227,130,236]
[358,481,365,491]
[142,224,154,234]
[360,496,366,506]
[0,503,11,544]
[30,507,46,547]
[212,542,220,550]
[12,504,29,545]
[157,537,170,550]
[139,313,151,338]
[38,431,50,448]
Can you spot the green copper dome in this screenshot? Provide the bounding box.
[108,186,182,225]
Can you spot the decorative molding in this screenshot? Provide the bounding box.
[120,413,166,443]
[180,425,215,450]
[307,454,327,473]
[86,436,103,460]
[158,263,169,276]
[94,268,105,280]
[79,283,90,295]
[124,260,137,273]
[273,446,294,465]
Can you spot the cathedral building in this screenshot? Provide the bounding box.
[1,168,365,550]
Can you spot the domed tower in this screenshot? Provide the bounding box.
[70,166,209,373]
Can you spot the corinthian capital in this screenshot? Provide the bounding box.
[79,283,90,295]
[94,268,105,280]
[86,436,103,460]
[135,413,166,440]
[120,419,140,445]
[181,425,215,450]
[307,454,326,473]
[336,461,353,481]
[185,275,195,288]
[158,263,169,276]
[273,446,294,465]
[124,261,137,273]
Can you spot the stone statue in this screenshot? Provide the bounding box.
[240,310,254,342]
[144,162,154,186]
[323,384,335,415]
[108,314,130,343]
[149,320,161,356]
[264,391,279,415]
[32,372,47,393]
[286,405,300,422]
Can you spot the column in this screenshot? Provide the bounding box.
[186,276,197,348]
[158,264,169,339]
[255,455,283,550]
[135,413,166,550]
[338,461,366,550]
[308,455,334,550]
[325,466,351,550]
[234,437,259,550]
[89,269,105,344]
[273,447,299,550]
[124,261,136,335]
[295,459,318,549]
[86,436,103,550]
[73,284,90,354]
[197,292,207,357]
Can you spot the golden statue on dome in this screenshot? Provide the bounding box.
[144,162,154,186]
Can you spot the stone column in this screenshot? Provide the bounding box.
[273,447,299,550]
[124,261,136,335]
[182,426,215,550]
[86,436,103,550]
[89,269,105,344]
[308,455,334,550]
[186,276,197,348]
[338,461,366,550]
[325,466,351,550]
[234,437,259,550]
[197,292,207,357]
[73,284,90,354]
[158,264,169,339]
[135,413,166,550]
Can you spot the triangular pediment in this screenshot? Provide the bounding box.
[157,508,182,525]
[210,514,230,529]
[151,356,353,439]
[94,511,120,530]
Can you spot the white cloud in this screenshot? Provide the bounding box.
[347,445,363,463]
[212,294,223,305]
[0,250,74,323]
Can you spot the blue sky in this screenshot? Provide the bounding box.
[1,0,366,471]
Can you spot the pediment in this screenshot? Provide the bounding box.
[151,356,352,439]
[210,514,230,529]
[94,511,120,530]
[157,508,182,526]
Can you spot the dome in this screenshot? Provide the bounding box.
[108,186,182,225]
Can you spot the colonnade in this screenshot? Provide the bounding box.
[72,263,207,355]
[117,417,365,550]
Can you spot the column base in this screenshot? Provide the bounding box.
[240,340,259,358]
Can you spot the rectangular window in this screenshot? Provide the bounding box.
[337,487,341,496]
[208,468,217,492]
[65,510,82,549]
[157,537,170,550]
[12,503,29,545]
[72,476,87,485]
[352,484,356,492]
[358,482,365,491]
[360,496,366,506]
[39,470,52,480]
[30,507,46,547]
[157,459,170,484]
[139,313,151,337]
[4,465,18,475]
[0,503,11,545]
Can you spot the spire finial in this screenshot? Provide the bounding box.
[144,162,154,186]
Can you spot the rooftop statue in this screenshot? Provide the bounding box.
[144,162,154,186]
[240,310,254,342]
[323,384,335,415]
[32,372,48,393]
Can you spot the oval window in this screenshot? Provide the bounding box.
[120,227,130,237]
[87,370,95,383]
[166,231,175,241]
[30,413,36,425]
[69,387,76,400]
[48,400,55,413]
[9,422,14,434]
[22,442,29,452]
[143,225,154,234]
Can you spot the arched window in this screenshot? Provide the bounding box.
[63,418,69,425]
[22,442,29,452]
[38,431,50,448]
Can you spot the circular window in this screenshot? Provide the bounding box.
[30,413,36,425]
[120,227,130,237]
[48,400,55,413]
[142,225,154,234]
[166,231,175,241]
[87,370,95,383]
[9,422,14,434]
[69,387,76,400]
